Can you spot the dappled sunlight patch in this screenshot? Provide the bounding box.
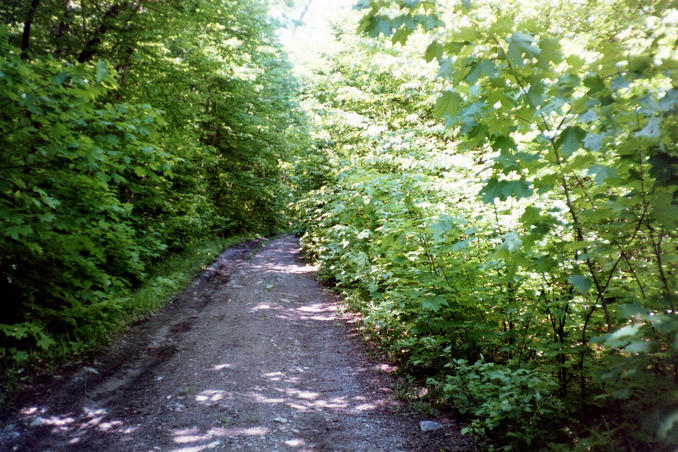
[83,407,107,416]
[294,304,335,321]
[173,433,201,443]
[232,371,395,416]
[171,439,230,452]
[169,447,211,452]
[79,407,126,433]
[170,426,232,451]
[267,302,336,323]
[248,261,317,275]
[262,371,285,381]
[172,426,216,444]
[67,436,82,445]
[246,391,285,404]
[20,406,45,416]
[195,389,228,404]
[268,263,318,274]
[284,437,308,447]
[17,403,138,446]
[286,402,309,411]
[222,426,270,436]
[169,424,269,451]
[354,402,379,412]
[297,304,330,313]
[96,420,124,432]
[251,302,274,311]
[283,375,302,384]
[284,388,319,400]
[310,396,349,410]
[376,363,398,373]
[169,446,215,452]
[41,415,77,431]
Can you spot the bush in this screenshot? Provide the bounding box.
[438,359,564,450]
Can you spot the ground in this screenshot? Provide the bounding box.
[0,235,476,451]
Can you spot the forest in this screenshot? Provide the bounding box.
[0,0,310,409]
[2,0,678,450]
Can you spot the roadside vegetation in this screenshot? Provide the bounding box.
[296,1,678,450]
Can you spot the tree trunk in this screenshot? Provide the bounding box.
[77,2,126,62]
[21,0,41,60]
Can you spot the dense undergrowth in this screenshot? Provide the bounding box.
[0,0,309,406]
[296,1,678,450]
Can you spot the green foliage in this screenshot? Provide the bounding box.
[0,40,167,343]
[296,1,678,449]
[0,0,309,405]
[437,359,564,450]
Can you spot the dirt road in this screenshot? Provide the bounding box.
[1,235,473,451]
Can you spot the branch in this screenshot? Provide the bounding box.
[550,137,611,327]
[292,0,313,35]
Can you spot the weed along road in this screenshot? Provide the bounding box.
[2,236,473,451]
